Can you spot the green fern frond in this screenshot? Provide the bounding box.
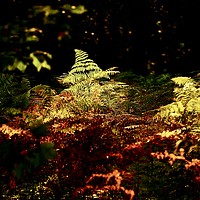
[105,67,120,75]
[187,98,200,112]
[59,49,102,85]
[158,101,185,120]
[29,84,56,106]
[155,76,200,132]
[171,77,194,86]
[0,73,31,116]
[58,49,119,86]
[55,49,129,114]
[2,107,22,116]
[62,78,128,114]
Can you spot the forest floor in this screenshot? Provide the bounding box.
[1,71,200,200]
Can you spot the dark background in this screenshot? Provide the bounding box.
[0,0,200,76]
[75,0,200,75]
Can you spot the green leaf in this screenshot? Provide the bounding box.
[27,152,41,168]
[40,142,56,161]
[30,121,50,138]
[26,35,40,42]
[62,4,87,14]
[187,98,200,112]
[17,61,27,72]
[171,77,193,86]
[70,5,87,14]
[13,163,24,180]
[33,5,59,17]
[30,52,52,72]
[7,59,27,72]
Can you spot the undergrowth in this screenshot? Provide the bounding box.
[0,54,200,199]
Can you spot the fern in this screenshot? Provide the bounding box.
[28,84,57,114]
[171,77,194,86]
[155,76,200,134]
[57,49,128,114]
[0,73,31,116]
[23,84,57,124]
[29,84,56,102]
[58,49,120,86]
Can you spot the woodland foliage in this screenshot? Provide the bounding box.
[1,1,200,199]
[0,51,200,199]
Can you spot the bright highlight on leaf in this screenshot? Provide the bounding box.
[8,59,27,72]
[62,4,87,14]
[30,51,52,72]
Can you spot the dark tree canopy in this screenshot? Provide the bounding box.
[75,0,200,75]
[0,0,200,77]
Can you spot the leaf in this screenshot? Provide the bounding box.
[26,35,40,42]
[30,121,50,138]
[7,59,27,72]
[71,5,87,14]
[171,77,193,86]
[187,98,200,112]
[62,4,87,14]
[30,52,52,72]
[33,5,59,17]
[174,139,184,154]
[40,142,56,161]
[188,144,198,154]
[13,163,24,180]
[176,101,185,113]
[27,152,41,168]
[26,143,56,170]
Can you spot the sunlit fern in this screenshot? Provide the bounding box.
[56,49,128,114]
[155,76,200,134]
[58,49,120,86]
